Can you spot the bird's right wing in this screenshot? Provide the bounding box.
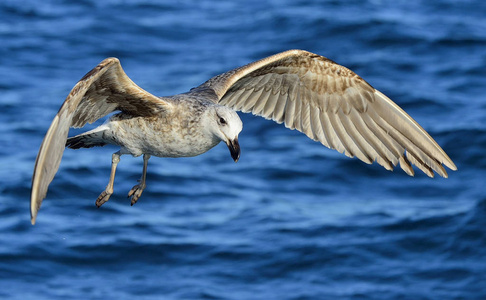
[31,58,171,224]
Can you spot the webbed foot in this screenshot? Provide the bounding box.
[96,190,112,208]
[128,181,146,206]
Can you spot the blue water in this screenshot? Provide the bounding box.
[1,0,485,299]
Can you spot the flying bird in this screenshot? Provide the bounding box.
[30,50,457,224]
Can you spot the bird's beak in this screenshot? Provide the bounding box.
[226,138,240,162]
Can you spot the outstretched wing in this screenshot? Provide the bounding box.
[195,49,456,177]
[31,58,171,224]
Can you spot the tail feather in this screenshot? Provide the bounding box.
[66,128,109,149]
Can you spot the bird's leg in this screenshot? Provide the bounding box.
[95,151,121,208]
[128,154,150,206]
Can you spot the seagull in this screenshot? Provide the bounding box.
[30,49,457,224]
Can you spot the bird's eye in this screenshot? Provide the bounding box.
[219,117,226,124]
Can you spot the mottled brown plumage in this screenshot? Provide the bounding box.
[31,49,456,225]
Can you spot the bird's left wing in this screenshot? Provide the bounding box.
[194,49,456,178]
[31,58,171,224]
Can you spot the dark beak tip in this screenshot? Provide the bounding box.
[227,139,240,163]
[231,148,240,162]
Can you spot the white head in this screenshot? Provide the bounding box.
[205,105,243,162]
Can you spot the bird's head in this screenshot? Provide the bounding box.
[207,105,242,162]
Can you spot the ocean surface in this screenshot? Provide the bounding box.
[1,0,485,299]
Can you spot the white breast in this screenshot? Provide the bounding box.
[107,115,220,158]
